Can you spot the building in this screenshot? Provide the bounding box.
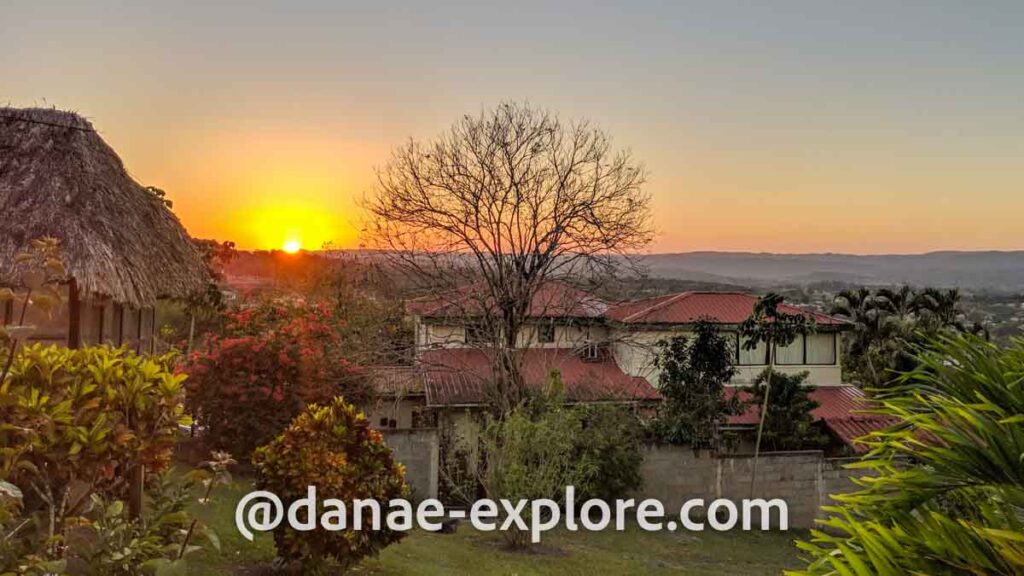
[371,280,888,454]
[0,107,209,352]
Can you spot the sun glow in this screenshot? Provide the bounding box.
[282,239,301,254]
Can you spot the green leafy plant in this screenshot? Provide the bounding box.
[652,320,740,448]
[0,345,191,542]
[252,397,408,573]
[481,381,644,548]
[184,299,370,459]
[791,333,1024,575]
[743,370,825,451]
[573,403,645,501]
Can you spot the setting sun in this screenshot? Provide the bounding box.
[282,239,301,254]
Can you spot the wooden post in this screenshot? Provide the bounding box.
[67,279,81,349]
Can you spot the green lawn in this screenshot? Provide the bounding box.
[188,478,805,575]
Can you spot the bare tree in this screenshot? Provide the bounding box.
[363,102,652,412]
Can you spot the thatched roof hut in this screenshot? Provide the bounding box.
[0,107,209,349]
[0,107,208,306]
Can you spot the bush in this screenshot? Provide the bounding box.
[184,299,371,458]
[0,344,203,573]
[252,397,408,572]
[651,320,741,448]
[481,386,644,547]
[1,345,190,514]
[744,370,826,451]
[574,404,644,501]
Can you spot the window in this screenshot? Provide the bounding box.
[806,332,837,365]
[465,322,488,345]
[775,334,805,365]
[581,342,601,362]
[538,323,555,344]
[737,335,767,365]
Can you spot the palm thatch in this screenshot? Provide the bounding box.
[0,107,209,307]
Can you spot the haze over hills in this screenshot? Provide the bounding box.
[638,251,1024,292]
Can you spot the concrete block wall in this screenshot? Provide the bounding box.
[381,428,439,501]
[637,446,866,528]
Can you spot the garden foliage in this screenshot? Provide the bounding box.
[184,299,370,458]
[0,344,213,575]
[651,320,740,448]
[792,334,1024,575]
[252,397,409,572]
[744,370,826,451]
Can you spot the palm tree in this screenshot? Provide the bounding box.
[739,293,814,497]
[832,288,900,386]
[916,287,964,331]
[791,333,1024,575]
[876,285,918,330]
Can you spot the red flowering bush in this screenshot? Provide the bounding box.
[252,397,408,572]
[183,299,371,458]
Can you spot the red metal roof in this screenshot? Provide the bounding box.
[606,292,846,326]
[725,385,894,453]
[417,347,660,405]
[407,281,608,319]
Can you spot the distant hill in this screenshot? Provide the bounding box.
[638,251,1024,292]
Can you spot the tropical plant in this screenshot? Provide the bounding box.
[480,380,644,547]
[252,397,408,573]
[480,396,590,548]
[651,320,740,448]
[0,345,191,528]
[832,285,979,389]
[743,370,825,451]
[0,355,216,575]
[791,333,1024,575]
[183,299,370,458]
[573,403,645,501]
[738,293,815,495]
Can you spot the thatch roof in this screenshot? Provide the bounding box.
[0,107,209,307]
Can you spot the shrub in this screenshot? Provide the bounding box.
[1,345,190,520]
[744,370,826,451]
[574,404,644,500]
[0,344,208,573]
[183,299,370,458]
[651,320,741,448]
[792,334,1024,575]
[481,385,644,547]
[252,397,408,572]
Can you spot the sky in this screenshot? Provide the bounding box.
[3,1,1023,254]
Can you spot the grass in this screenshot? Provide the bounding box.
[188,478,804,575]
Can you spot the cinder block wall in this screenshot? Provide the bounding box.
[637,446,866,528]
[381,429,439,501]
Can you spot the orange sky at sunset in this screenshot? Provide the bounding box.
[5,2,1024,254]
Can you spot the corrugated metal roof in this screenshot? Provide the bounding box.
[824,417,898,454]
[407,281,608,319]
[725,385,894,453]
[368,366,426,396]
[418,347,660,406]
[607,292,847,326]
[725,385,872,425]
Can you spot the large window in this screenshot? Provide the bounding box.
[806,332,837,365]
[737,335,768,365]
[775,333,804,365]
[736,332,837,365]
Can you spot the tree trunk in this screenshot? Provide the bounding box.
[749,341,773,498]
[187,312,196,355]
